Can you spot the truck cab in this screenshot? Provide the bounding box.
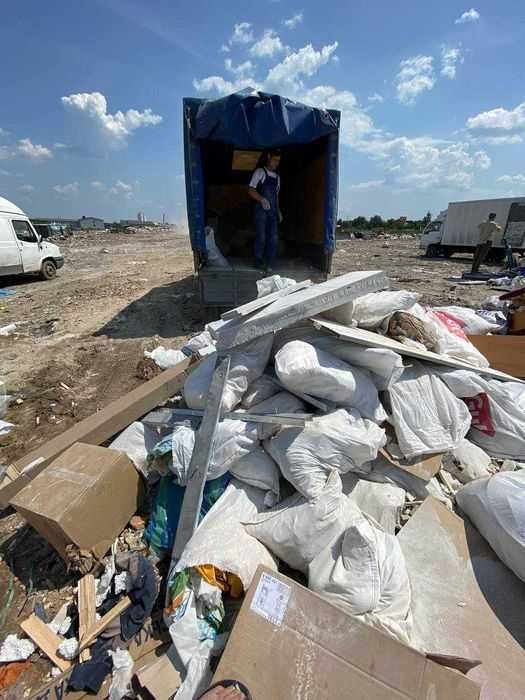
[420,212,447,257]
[0,196,64,280]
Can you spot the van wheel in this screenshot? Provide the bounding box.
[41,259,57,280]
[425,244,439,258]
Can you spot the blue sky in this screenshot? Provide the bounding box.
[1,1,525,223]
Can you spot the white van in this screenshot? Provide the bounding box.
[0,196,64,280]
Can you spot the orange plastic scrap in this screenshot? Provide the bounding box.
[0,660,31,691]
[195,564,243,598]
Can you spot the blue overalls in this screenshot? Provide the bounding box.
[255,168,279,268]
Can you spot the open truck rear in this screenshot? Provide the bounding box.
[184,90,340,309]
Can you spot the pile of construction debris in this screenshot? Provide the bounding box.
[1,270,524,699]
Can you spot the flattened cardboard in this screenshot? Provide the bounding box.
[28,615,169,700]
[398,498,525,700]
[0,356,192,507]
[379,447,443,482]
[11,443,142,561]
[469,335,525,378]
[509,309,525,335]
[213,566,480,699]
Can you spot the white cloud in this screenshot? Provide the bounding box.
[193,76,257,95]
[61,92,162,149]
[368,93,384,103]
[0,128,8,138]
[441,46,463,79]
[53,142,70,150]
[109,180,135,199]
[349,180,385,190]
[0,147,10,160]
[266,42,338,91]
[225,58,255,77]
[455,8,480,24]
[357,136,490,189]
[53,182,79,195]
[467,102,525,131]
[497,174,525,185]
[91,180,105,191]
[472,134,524,145]
[250,29,287,58]
[230,22,254,44]
[16,138,53,160]
[220,44,230,53]
[19,184,34,192]
[396,55,435,104]
[283,12,304,29]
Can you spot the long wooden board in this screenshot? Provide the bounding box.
[78,574,97,662]
[21,614,71,673]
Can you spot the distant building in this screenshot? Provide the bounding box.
[77,216,104,230]
[120,219,140,226]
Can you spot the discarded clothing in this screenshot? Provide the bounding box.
[196,565,243,599]
[0,661,30,691]
[68,639,113,693]
[116,553,159,641]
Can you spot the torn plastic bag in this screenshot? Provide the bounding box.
[437,368,525,460]
[241,375,280,408]
[182,330,216,357]
[144,346,187,369]
[109,421,160,478]
[170,418,260,485]
[434,306,502,336]
[341,474,405,534]
[184,334,273,412]
[456,470,525,582]
[108,649,134,700]
[245,471,358,573]
[442,438,491,484]
[388,364,471,459]
[175,480,277,590]
[275,340,387,423]
[264,409,386,500]
[308,514,412,645]
[257,274,296,297]
[326,289,420,329]
[229,448,280,505]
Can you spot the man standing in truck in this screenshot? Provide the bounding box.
[248,149,283,272]
[471,212,502,273]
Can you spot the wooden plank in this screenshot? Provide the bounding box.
[0,356,193,507]
[20,614,71,672]
[469,335,525,378]
[220,279,312,321]
[172,356,231,560]
[313,317,524,383]
[79,596,131,652]
[78,574,97,662]
[215,271,389,349]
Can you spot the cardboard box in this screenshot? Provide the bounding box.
[11,443,142,561]
[469,335,525,378]
[398,498,525,700]
[509,309,525,335]
[28,614,170,700]
[0,355,192,507]
[213,566,480,699]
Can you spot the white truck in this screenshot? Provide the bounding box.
[0,196,64,280]
[420,197,525,259]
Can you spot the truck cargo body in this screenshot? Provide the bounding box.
[183,90,340,308]
[420,197,525,258]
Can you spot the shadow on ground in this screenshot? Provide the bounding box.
[94,276,205,340]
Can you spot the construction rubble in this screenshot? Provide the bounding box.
[1,270,525,700]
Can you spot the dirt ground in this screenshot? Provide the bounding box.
[0,229,502,694]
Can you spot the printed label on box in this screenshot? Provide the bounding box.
[250,573,291,626]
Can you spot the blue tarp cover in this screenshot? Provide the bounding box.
[193,89,340,148]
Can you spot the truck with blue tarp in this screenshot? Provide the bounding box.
[183,90,340,308]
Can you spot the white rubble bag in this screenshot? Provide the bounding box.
[246,390,306,417]
[405,304,489,368]
[184,334,273,412]
[229,448,280,505]
[338,289,421,330]
[441,438,491,484]
[170,418,260,485]
[109,421,160,478]
[182,331,216,358]
[264,409,386,499]
[144,346,187,369]
[245,471,358,573]
[176,480,277,590]
[456,470,525,582]
[341,474,405,534]
[437,368,525,460]
[308,514,412,645]
[434,306,502,336]
[205,226,229,267]
[241,374,280,408]
[388,364,471,459]
[275,340,388,423]
[256,274,296,297]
